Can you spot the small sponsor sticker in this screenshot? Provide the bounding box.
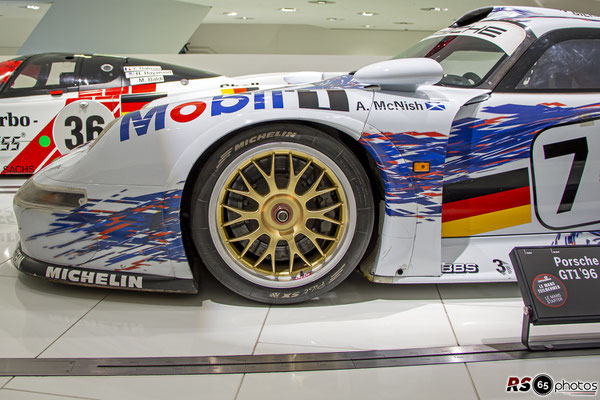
[425,101,446,111]
[125,70,173,79]
[124,66,162,72]
[45,266,144,289]
[130,76,165,85]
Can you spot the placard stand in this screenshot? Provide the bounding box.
[510,246,600,351]
[521,306,600,350]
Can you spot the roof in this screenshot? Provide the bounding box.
[479,6,600,36]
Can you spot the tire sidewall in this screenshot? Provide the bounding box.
[191,124,373,303]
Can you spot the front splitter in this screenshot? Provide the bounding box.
[13,244,198,294]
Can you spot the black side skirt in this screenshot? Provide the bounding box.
[13,245,198,294]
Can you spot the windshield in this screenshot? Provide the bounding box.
[394,21,526,88]
[394,35,507,87]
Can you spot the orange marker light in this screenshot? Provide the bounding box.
[413,162,430,173]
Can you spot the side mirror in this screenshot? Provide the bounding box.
[354,58,443,91]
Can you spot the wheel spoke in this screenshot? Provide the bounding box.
[301,233,325,257]
[300,170,326,201]
[302,227,338,243]
[314,186,338,197]
[236,170,263,201]
[252,154,277,193]
[253,237,277,270]
[287,236,312,273]
[305,202,343,225]
[221,204,259,227]
[226,187,263,204]
[227,227,262,243]
[239,229,263,258]
[287,153,312,192]
[305,212,342,225]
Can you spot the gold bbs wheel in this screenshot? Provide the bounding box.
[192,125,374,303]
[209,142,356,288]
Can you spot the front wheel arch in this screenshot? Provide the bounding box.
[179,121,380,302]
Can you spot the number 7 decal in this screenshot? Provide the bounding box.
[543,137,588,214]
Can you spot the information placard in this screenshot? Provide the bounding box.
[510,246,600,325]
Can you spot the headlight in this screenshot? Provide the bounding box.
[14,180,87,210]
[89,116,121,150]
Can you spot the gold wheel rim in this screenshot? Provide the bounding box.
[217,150,347,280]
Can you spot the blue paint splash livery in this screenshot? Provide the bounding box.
[360,130,448,218]
[552,231,600,246]
[308,75,370,90]
[445,102,600,184]
[28,190,185,268]
[360,102,600,218]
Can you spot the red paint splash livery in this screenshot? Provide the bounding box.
[0,59,22,86]
[1,84,158,175]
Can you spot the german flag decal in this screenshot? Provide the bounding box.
[442,168,532,237]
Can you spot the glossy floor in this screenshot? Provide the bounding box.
[0,190,598,399]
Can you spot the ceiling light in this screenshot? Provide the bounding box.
[420,7,449,12]
[363,24,374,28]
[23,5,41,10]
[237,16,254,20]
[280,7,297,12]
[326,17,342,21]
[223,11,238,16]
[394,21,414,25]
[309,1,336,4]
[359,11,377,16]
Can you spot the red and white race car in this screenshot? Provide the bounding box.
[0,53,333,175]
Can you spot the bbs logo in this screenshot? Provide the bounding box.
[442,263,479,274]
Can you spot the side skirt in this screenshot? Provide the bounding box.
[365,231,600,284]
[13,245,198,294]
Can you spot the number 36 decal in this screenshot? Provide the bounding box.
[52,101,115,155]
[531,118,600,229]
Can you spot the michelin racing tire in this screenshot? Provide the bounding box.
[191,124,374,304]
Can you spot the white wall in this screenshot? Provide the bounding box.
[19,0,210,55]
[0,17,44,56]
[187,24,433,56]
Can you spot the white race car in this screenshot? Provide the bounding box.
[13,6,600,303]
[0,53,333,175]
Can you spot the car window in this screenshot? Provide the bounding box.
[0,58,24,93]
[516,39,600,90]
[8,56,77,92]
[80,56,123,86]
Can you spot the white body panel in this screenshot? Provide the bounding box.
[0,54,338,175]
